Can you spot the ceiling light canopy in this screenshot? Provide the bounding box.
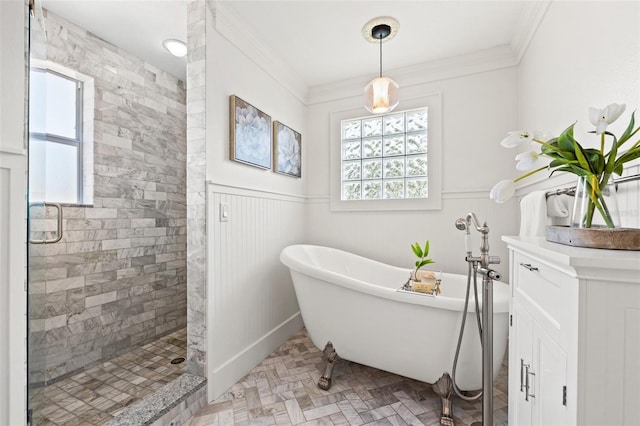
[363,17,399,114]
[162,39,187,58]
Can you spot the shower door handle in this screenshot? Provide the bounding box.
[29,202,63,244]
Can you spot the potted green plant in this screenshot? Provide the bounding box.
[410,241,439,294]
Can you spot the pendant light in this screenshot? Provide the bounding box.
[363,18,399,114]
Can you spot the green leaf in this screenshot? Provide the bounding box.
[557,124,577,152]
[614,163,624,175]
[423,241,430,257]
[616,148,640,167]
[584,149,604,174]
[411,243,423,258]
[572,139,592,173]
[616,111,636,146]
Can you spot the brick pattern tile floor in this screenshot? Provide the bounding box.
[29,327,187,426]
[186,328,508,426]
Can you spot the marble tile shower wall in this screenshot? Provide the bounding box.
[28,9,187,385]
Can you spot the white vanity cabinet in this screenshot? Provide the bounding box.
[503,237,640,426]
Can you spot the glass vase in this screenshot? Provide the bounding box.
[571,175,620,229]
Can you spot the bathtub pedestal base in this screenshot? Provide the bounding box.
[318,341,338,390]
[433,372,455,426]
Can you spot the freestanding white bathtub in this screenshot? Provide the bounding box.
[280,244,509,391]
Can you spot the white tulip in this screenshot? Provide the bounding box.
[588,103,626,135]
[490,179,516,203]
[515,151,542,172]
[500,131,540,148]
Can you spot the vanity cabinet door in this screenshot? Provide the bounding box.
[511,300,569,426]
[511,301,533,426]
[533,325,568,426]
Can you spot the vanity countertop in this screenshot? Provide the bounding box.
[502,236,640,282]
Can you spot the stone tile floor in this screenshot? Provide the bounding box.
[185,328,508,426]
[29,327,187,426]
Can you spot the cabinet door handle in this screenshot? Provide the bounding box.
[519,262,539,272]
[520,359,526,392]
[525,366,536,401]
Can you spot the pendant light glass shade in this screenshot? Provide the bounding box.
[363,21,399,114]
[364,76,399,114]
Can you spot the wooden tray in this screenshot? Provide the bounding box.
[546,226,640,250]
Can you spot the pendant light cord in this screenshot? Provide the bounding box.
[379,34,383,78]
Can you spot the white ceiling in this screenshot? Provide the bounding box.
[40,0,536,88]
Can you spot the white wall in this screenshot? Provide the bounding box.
[204,4,306,400]
[305,67,520,277]
[517,1,640,229]
[0,0,27,424]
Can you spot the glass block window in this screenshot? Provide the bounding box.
[340,108,428,200]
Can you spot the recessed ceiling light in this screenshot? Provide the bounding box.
[162,39,187,57]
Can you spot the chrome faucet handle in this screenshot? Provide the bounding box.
[488,256,501,265]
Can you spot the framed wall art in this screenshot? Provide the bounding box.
[273,121,301,178]
[229,95,272,169]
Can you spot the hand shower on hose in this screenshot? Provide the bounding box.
[451,213,502,425]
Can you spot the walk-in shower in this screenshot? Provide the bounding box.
[26,4,187,424]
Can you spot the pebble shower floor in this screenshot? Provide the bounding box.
[185,328,508,426]
[29,327,187,425]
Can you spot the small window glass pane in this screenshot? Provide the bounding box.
[29,70,47,134]
[46,72,77,138]
[362,117,382,137]
[343,182,361,200]
[362,138,382,158]
[384,114,404,135]
[406,155,428,177]
[383,180,404,199]
[362,159,382,180]
[343,120,361,139]
[342,161,361,181]
[363,180,382,199]
[406,110,428,132]
[383,136,404,157]
[407,178,428,198]
[383,158,404,178]
[342,141,361,160]
[45,141,78,203]
[406,133,428,154]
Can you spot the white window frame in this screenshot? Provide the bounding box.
[29,59,94,205]
[330,93,442,211]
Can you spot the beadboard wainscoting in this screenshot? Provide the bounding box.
[206,183,305,400]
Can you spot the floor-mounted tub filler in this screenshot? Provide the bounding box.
[280,238,508,425]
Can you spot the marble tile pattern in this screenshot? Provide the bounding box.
[185,328,508,426]
[186,0,207,378]
[30,327,188,426]
[28,8,187,384]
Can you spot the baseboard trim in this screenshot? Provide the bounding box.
[208,312,304,401]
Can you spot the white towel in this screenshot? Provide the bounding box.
[547,194,570,217]
[547,194,572,226]
[519,190,548,237]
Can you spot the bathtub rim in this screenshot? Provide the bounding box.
[280,244,509,313]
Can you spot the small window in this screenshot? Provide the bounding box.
[28,65,93,205]
[341,108,428,200]
[330,94,442,212]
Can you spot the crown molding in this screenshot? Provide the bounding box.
[306,45,518,106]
[510,0,552,64]
[207,1,550,107]
[209,1,309,104]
